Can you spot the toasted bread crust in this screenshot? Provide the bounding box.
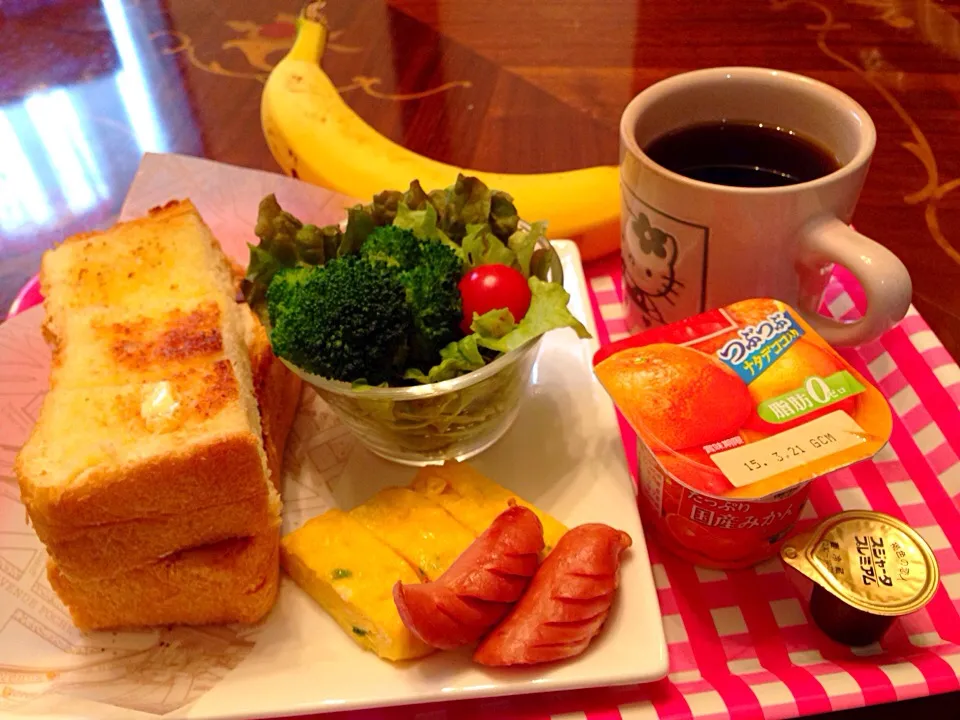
[262,359,302,490]
[243,303,302,489]
[19,431,270,528]
[35,490,280,578]
[49,529,280,630]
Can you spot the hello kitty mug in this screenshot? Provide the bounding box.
[619,67,912,346]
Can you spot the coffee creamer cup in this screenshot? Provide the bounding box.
[781,510,939,646]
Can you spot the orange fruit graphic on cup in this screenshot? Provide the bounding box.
[741,338,857,434]
[657,447,734,495]
[727,298,786,327]
[692,298,784,354]
[594,342,752,453]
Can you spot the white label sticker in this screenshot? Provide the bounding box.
[710,410,867,489]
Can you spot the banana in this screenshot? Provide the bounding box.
[261,12,620,261]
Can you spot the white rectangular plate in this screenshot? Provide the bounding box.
[186,241,667,719]
[0,155,667,719]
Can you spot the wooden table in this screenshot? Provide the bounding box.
[1,1,958,717]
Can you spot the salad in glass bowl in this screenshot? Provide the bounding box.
[242,175,591,465]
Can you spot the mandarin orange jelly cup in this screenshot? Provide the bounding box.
[593,298,893,569]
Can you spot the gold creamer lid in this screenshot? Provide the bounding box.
[781,510,939,616]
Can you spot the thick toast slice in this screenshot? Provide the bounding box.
[16,200,276,532]
[18,200,298,624]
[49,527,280,631]
[40,200,236,328]
[33,305,299,578]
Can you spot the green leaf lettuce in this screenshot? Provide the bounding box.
[407,278,591,384]
[475,277,591,353]
[507,221,546,277]
[462,224,516,268]
[404,333,487,384]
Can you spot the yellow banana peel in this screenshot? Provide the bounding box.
[260,12,621,261]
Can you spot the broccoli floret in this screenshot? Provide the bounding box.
[267,226,464,383]
[418,237,465,278]
[359,226,464,368]
[360,225,421,270]
[266,258,412,384]
[401,241,464,368]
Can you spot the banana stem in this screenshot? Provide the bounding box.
[292,1,328,64]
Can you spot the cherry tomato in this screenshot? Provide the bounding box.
[458,264,532,334]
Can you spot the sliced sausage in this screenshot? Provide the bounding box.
[393,504,544,649]
[473,523,631,666]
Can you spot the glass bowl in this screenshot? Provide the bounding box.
[281,237,563,466]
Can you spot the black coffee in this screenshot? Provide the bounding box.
[642,121,841,188]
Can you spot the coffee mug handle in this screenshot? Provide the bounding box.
[796,216,912,347]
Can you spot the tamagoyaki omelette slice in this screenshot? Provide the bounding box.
[349,487,477,581]
[281,509,433,661]
[409,462,568,556]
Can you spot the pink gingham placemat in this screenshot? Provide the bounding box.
[574,257,960,719]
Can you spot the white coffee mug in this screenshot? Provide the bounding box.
[619,66,911,346]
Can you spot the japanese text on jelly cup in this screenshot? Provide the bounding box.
[593,298,893,569]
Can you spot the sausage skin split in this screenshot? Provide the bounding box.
[473,523,632,666]
[393,505,544,649]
